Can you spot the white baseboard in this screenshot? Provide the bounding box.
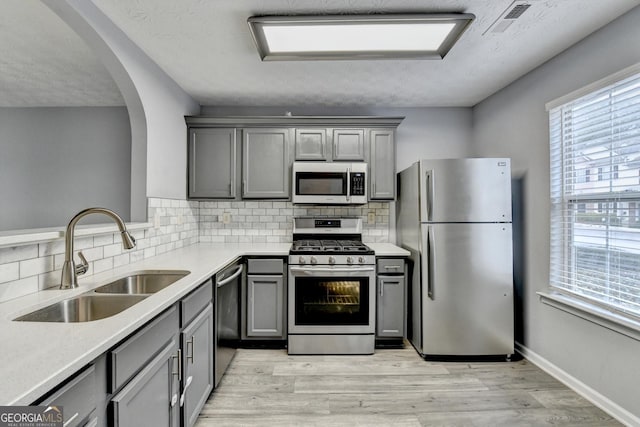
[516,342,640,427]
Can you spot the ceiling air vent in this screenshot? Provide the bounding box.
[483,1,533,35]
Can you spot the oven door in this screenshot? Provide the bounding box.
[288,265,375,334]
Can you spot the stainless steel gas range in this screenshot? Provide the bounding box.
[288,217,375,355]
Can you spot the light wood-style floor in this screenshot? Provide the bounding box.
[195,345,619,427]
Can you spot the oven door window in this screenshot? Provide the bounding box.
[295,172,347,196]
[295,277,369,325]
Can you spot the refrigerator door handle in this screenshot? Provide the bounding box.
[427,225,435,300]
[424,169,434,222]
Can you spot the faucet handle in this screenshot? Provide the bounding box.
[75,251,89,276]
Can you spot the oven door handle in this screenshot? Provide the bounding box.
[289,266,375,275]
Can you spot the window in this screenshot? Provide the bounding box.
[549,68,640,319]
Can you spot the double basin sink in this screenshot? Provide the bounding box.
[14,270,190,323]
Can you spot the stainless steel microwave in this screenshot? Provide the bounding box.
[292,162,367,205]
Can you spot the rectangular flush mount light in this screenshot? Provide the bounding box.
[247,14,474,61]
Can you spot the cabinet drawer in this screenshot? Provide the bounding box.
[181,279,213,327]
[39,364,96,427]
[109,304,179,392]
[247,259,283,274]
[377,258,405,274]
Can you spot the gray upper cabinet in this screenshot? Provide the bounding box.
[369,129,396,200]
[188,128,236,199]
[295,128,327,161]
[332,129,365,161]
[242,128,291,198]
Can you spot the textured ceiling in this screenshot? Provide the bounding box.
[2,0,639,108]
[0,0,123,107]
[92,0,640,107]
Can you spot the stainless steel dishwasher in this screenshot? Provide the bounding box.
[214,260,243,386]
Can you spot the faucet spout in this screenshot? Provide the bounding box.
[60,208,136,289]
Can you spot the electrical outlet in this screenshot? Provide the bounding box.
[367,212,376,224]
[153,211,161,229]
[222,212,231,224]
[177,214,183,225]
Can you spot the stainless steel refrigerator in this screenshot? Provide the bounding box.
[397,158,514,358]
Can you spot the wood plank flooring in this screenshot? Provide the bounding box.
[195,345,619,426]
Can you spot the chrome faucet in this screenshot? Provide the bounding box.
[60,207,136,289]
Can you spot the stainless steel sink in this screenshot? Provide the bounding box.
[93,270,190,295]
[14,294,148,323]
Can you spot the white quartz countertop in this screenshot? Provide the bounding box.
[0,242,407,405]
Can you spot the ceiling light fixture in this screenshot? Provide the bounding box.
[247,14,475,61]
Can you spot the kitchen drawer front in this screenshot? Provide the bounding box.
[109,304,179,393]
[38,364,96,427]
[247,258,283,275]
[377,258,405,274]
[181,279,213,327]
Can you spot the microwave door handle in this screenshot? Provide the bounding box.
[346,167,351,202]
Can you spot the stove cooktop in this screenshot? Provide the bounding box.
[290,239,373,255]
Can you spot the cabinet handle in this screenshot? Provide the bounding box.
[187,336,195,364]
[379,278,384,297]
[63,412,79,427]
[242,180,246,196]
[384,265,401,270]
[180,375,193,407]
[172,349,182,381]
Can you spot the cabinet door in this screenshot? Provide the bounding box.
[295,128,327,160]
[332,129,365,161]
[247,275,284,337]
[188,128,236,198]
[377,276,405,338]
[111,339,180,427]
[181,304,214,427]
[242,128,291,198]
[369,129,396,200]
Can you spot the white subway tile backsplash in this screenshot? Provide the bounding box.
[0,197,387,302]
[1,245,38,264]
[0,263,20,284]
[19,256,54,278]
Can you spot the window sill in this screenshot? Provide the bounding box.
[538,290,640,342]
[0,222,152,248]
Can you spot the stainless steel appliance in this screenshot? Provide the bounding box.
[288,217,375,354]
[292,162,367,205]
[214,260,243,386]
[397,158,514,359]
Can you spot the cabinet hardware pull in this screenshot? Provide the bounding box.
[384,265,400,270]
[187,336,195,363]
[379,278,384,297]
[179,375,193,407]
[172,349,182,381]
[63,412,79,427]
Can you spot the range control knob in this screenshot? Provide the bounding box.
[358,256,366,264]
[298,256,306,265]
[328,256,336,265]
[310,256,318,265]
[346,256,354,265]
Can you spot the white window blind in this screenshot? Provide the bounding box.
[549,70,640,319]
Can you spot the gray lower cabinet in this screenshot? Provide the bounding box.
[369,129,396,200]
[243,258,285,339]
[111,338,181,427]
[332,128,366,161]
[376,259,406,339]
[180,304,214,427]
[242,128,292,198]
[37,364,97,427]
[188,128,237,198]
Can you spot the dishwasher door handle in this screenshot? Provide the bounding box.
[216,264,244,287]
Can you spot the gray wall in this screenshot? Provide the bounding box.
[201,106,474,169]
[472,6,640,418]
[0,107,131,231]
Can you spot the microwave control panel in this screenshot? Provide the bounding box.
[350,172,366,196]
